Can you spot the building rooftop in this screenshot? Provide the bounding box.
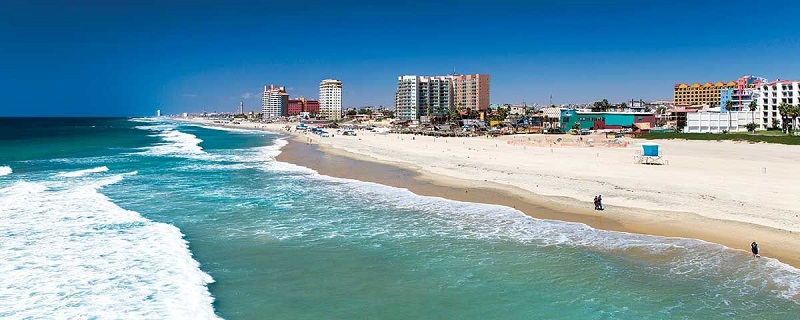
[762,79,800,85]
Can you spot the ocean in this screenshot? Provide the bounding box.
[1,117,799,319]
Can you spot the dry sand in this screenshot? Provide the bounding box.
[187,119,800,268]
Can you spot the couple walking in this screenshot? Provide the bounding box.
[593,195,604,210]
[751,241,761,258]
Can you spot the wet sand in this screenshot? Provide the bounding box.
[277,138,800,269]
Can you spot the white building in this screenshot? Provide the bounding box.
[395,76,421,120]
[540,106,563,128]
[319,79,342,120]
[684,111,756,133]
[755,80,799,129]
[261,85,288,119]
[395,75,455,121]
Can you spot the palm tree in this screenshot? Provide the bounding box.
[592,99,611,112]
[431,106,443,124]
[791,104,800,133]
[449,105,461,125]
[748,100,758,129]
[778,102,791,134]
[772,117,781,130]
[725,100,734,132]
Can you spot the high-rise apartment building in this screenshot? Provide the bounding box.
[394,73,489,121]
[261,85,289,119]
[756,80,800,129]
[395,76,420,120]
[395,75,454,120]
[452,74,490,112]
[319,79,342,120]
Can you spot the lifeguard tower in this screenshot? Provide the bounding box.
[634,142,666,165]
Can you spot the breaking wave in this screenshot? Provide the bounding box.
[0,174,219,319]
[56,166,110,178]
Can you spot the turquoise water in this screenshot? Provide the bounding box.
[1,117,799,319]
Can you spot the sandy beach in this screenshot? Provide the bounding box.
[188,118,800,268]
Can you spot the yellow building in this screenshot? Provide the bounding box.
[673,81,737,106]
[674,76,763,106]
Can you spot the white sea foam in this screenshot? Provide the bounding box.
[135,124,177,132]
[135,126,214,161]
[243,139,318,175]
[56,166,110,178]
[256,138,288,159]
[177,163,253,172]
[128,117,160,123]
[0,178,219,319]
[150,129,205,155]
[132,121,208,159]
[194,124,268,134]
[233,138,288,163]
[0,166,11,177]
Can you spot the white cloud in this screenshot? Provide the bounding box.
[241,92,254,99]
[181,93,197,98]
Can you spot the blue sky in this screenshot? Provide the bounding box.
[1,0,799,116]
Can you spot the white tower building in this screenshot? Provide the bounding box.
[319,79,343,120]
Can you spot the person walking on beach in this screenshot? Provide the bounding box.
[751,241,760,258]
[596,195,603,210]
[593,196,599,210]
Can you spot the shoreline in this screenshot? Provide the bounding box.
[185,119,800,269]
[277,137,800,269]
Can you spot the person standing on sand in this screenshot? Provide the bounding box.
[593,196,598,210]
[751,241,760,258]
[597,195,603,210]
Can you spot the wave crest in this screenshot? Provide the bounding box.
[0,180,219,319]
[56,166,110,178]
